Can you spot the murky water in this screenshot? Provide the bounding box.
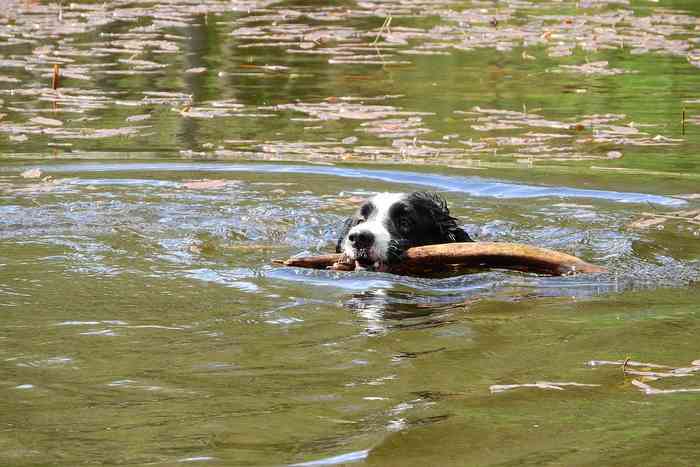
[2,1,700,466]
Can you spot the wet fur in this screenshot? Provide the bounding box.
[336,192,472,269]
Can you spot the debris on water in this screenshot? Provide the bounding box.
[623,369,694,380]
[361,116,430,139]
[631,379,700,395]
[21,168,43,179]
[30,116,63,127]
[0,0,698,168]
[628,209,700,230]
[627,217,668,229]
[52,64,60,90]
[590,357,700,395]
[15,177,70,194]
[264,101,434,121]
[181,179,239,190]
[551,61,635,76]
[490,381,601,394]
[126,114,152,122]
[587,360,673,369]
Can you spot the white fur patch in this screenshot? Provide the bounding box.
[342,192,406,263]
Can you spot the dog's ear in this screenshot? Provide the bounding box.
[411,192,473,243]
[336,217,357,253]
[446,225,473,243]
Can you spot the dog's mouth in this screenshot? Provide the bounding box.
[353,249,388,272]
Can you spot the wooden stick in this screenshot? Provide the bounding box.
[274,242,607,276]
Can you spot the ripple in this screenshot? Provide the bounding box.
[290,449,370,466]
[7,162,685,206]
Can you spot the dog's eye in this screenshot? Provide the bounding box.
[359,203,373,219]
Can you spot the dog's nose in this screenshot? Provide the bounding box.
[348,230,374,248]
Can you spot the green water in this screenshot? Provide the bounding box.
[1,0,700,465]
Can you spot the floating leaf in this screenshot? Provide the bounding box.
[181,179,239,190]
[552,61,635,76]
[21,168,43,179]
[30,116,63,126]
[627,217,667,229]
[126,114,152,122]
[631,379,700,395]
[490,381,600,394]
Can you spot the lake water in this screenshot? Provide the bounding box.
[1,1,699,465]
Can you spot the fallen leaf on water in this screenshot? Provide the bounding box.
[670,365,700,375]
[587,360,672,369]
[126,114,152,122]
[30,116,63,126]
[181,179,237,189]
[631,379,700,395]
[185,67,206,74]
[15,178,71,193]
[21,168,43,179]
[553,61,634,76]
[591,357,700,395]
[674,209,700,218]
[490,381,600,394]
[624,369,691,379]
[627,217,667,229]
[652,134,683,142]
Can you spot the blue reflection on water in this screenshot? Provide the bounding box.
[290,449,370,466]
[10,162,685,206]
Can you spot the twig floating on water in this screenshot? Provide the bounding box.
[372,15,392,46]
[490,381,601,394]
[631,379,700,395]
[587,359,673,369]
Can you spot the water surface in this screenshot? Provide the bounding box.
[1,0,700,466]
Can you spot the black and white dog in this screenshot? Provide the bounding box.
[336,192,472,271]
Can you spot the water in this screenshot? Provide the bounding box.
[1,1,700,466]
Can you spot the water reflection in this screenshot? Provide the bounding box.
[290,449,369,466]
[344,289,459,336]
[4,162,685,206]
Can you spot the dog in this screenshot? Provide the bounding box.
[336,192,472,271]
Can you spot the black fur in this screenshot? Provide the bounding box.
[336,192,472,263]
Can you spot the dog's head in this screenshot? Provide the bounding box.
[336,192,472,271]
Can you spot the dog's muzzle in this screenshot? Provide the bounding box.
[347,230,388,272]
